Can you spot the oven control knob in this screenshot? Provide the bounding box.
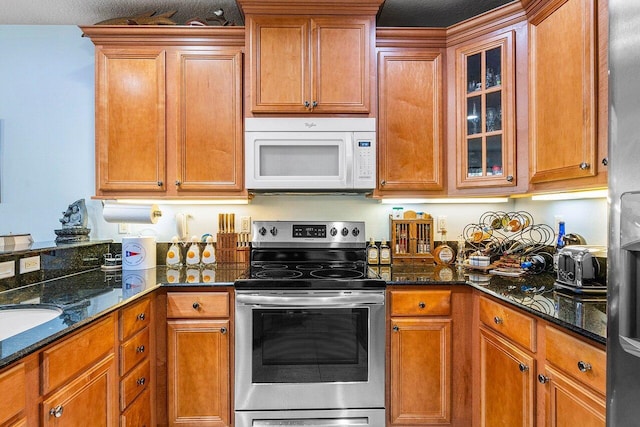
[270,226,278,236]
[341,227,349,237]
[330,227,338,236]
[352,227,360,237]
[258,227,267,236]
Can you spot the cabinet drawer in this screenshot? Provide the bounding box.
[390,290,451,316]
[167,292,229,318]
[120,327,150,375]
[120,359,150,411]
[121,387,151,427]
[42,314,116,394]
[479,296,536,352]
[0,363,25,424]
[545,326,606,395]
[120,296,151,341]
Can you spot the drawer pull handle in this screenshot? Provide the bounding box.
[192,302,200,310]
[50,405,64,418]
[538,374,550,384]
[418,301,426,309]
[494,316,503,324]
[518,363,529,373]
[392,325,399,332]
[137,377,146,386]
[577,361,592,373]
[137,313,146,321]
[220,327,227,334]
[136,345,145,353]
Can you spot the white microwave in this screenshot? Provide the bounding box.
[245,118,376,191]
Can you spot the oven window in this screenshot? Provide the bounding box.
[252,308,369,383]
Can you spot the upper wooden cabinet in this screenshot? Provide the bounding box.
[455,32,517,189]
[376,31,445,195]
[527,0,607,188]
[82,27,246,199]
[247,16,373,114]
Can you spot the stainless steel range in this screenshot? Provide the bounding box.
[234,221,386,427]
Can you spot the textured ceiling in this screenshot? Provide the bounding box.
[0,0,515,27]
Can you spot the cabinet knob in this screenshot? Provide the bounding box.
[175,180,181,186]
[137,313,146,321]
[304,101,310,108]
[220,327,227,334]
[392,325,399,332]
[192,302,200,310]
[137,377,146,386]
[518,363,529,372]
[602,157,608,166]
[157,181,163,187]
[380,180,386,186]
[577,361,592,372]
[506,175,514,182]
[136,345,145,353]
[538,374,550,384]
[579,162,591,170]
[418,301,426,309]
[312,101,318,107]
[493,316,503,324]
[49,405,64,418]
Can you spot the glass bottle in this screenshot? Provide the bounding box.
[379,240,391,265]
[433,230,455,265]
[166,236,182,266]
[367,238,379,265]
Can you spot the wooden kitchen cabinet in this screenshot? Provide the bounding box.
[388,289,452,425]
[455,31,516,189]
[376,39,445,194]
[527,0,607,189]
[166,291,231,427]
[0,362,27,425]
[82,27,246,199]
[245,15,374,114]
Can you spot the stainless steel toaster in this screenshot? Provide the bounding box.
[555,245,607,293]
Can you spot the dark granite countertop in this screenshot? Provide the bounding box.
[385,263,607,345]
[1,262,605,370]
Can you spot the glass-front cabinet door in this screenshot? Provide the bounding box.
[456,32,515,188]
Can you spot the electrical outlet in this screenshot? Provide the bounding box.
[240,216,252,233]
[0,260,15,279]
[20,256,40,274]
[437,215,447,231]
[118,223,130,234]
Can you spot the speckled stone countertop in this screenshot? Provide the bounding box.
[385,263,607,345]
[0,264,246,369]
[1,262,605,370]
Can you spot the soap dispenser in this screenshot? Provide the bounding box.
[202,235,216,266]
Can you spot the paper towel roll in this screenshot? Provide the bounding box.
[103,203,162,224]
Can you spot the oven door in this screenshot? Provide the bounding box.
[235,289,385,411]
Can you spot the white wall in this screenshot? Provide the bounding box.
[0,26,609,247]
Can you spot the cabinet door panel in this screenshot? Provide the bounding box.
[96,48,166,193]
[529,0,597,183]
[167,320,230,426]
[175,50,244,192]
[378,50,443,192]
[249,17,309,112]
[479,327,535,427]
[390,318,451,425]
[545,365,605,427]
[313,17,371,113]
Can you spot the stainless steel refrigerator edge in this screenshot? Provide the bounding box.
[608,1,640,425]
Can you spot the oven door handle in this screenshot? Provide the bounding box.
[236,293,384,307]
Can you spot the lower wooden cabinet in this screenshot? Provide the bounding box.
[166,291,231,427]
[0,362,27,425]
[478,327,535,427]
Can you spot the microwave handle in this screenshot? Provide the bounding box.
[236,293,384,307]
[346,133,354,186]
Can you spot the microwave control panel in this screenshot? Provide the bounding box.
[354,132,376,188]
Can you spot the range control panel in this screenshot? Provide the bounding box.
[252,221,366,248]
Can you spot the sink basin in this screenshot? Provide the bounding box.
[0,304,63,341]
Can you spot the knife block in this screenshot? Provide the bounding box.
[216,233,238,263]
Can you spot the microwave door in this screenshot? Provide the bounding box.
[246,132,348,189]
